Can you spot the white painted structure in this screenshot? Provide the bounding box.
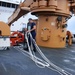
[0,37,10,47]
[0,0,27,31]
[0,0,37,31]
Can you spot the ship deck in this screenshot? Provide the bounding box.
[0,44,75,75]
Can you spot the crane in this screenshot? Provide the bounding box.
[7,0,75,48]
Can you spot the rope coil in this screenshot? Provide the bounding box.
[14,32,72,75]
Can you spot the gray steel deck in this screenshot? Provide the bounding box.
[0,44,75,75]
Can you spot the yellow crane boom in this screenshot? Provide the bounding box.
[7,0,34,26]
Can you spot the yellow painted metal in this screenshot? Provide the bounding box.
[7,0,34,25]
[8,7,30,26]
[0,21,10,36]
[36,16,66,48]
[31,0,70,48]
[7,0,75,48]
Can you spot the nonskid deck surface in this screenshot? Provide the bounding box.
[0,44,75,75]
